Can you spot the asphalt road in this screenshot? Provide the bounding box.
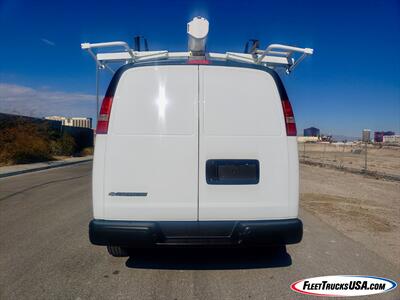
[0,162,398,300]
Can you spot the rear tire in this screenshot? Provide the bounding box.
[107,245,129,257]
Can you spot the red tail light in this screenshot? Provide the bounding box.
[96,96,113,134]
[187,59,210,64]
[281,99,297,136]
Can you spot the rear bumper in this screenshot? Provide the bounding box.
[89,219,303,247]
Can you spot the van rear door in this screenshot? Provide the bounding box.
[104,65,199,221]
[198,66,290,220]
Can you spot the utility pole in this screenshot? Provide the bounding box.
[362,129,370,171]
[364,141,368,171]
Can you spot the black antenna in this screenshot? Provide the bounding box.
[133,35,149,51]
[134,36,140,51]
[244,39,260,54]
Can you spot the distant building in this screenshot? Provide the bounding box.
[383,131,395,138]
[304,127,320,137]
[362,129,371,142]
[383,135,400,144]
[374,131,395,143]
[297,136,319,143]
[320,135,332,142]
[374,132,383,143]
[45,116,92,129]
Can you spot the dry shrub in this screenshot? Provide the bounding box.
[51,133,76,156]
[80,147,94,156]
[0,121,52,164]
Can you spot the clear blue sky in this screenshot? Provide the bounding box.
[0,0,399,137]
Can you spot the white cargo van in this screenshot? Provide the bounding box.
[82,17,313,256]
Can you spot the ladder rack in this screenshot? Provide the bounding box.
[82,17,313,119]
[81,41,313,75]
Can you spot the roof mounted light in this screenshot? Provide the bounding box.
[187,16,209,56]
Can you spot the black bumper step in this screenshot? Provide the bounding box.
[89,219,303,247]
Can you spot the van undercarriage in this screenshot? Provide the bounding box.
[89,219,303,247]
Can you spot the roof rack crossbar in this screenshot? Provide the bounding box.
[255,44,313,73]
[81,41,136,74]
[81,41,134,57]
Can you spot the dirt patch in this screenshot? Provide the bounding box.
[301,193,392,233]
[300,164,400,267]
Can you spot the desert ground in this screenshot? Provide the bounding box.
[300,163,400,267]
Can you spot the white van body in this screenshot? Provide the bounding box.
[90,61,302,254]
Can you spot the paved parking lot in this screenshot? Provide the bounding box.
[0,162,398,299]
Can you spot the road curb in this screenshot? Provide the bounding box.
[0,158,93,179]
